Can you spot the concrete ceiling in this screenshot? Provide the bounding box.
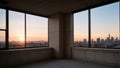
[0,0,118,17]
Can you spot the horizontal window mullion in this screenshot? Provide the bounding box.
[0,29,6,31]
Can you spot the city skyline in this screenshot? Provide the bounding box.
[74,34,120,48]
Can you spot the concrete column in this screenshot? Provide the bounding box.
[48,13,73,59]
[64,14,74,59]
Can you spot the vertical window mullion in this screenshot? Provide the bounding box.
[119,1,120,40]
[25,13,27,48]
[88,9,91,47]
[6,9,9,49]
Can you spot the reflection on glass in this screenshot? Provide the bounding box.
[91,2,120,48]
[0,31,5,48]
[74,10,88,47]
[9,11,25,48]
[0,9,6,29]
[26,14,48,47]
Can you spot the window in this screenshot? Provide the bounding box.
[74,2,120,48]
[91,2,119,48]
[9,10,25,48]
[0,8,6,49]
[0,9,48,49]
[74,10,88,47]
[26,14,48,47]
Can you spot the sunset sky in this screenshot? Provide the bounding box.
[0,2,119,42]
[74,2,119,41]
[0,10,48,42]
[9,11,48,42]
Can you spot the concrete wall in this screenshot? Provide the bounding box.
[72,47,120,67]
[0,47,54,68]
[48,14,61,58]
[48,13,73,59]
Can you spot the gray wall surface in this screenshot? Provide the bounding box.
[48,13,73,59]
[0,47,54,68]
[72,47,120,67]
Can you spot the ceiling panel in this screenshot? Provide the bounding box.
[0,0,118,17]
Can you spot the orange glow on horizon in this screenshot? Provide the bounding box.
[19,37,25,42]
[9,35,48,42]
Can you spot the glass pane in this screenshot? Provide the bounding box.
[9,11,25,48]
[74,10,88,47]
[91,2,120,48]
[0,8,6,29]
[0,31,5,48]
[26,14,48,47]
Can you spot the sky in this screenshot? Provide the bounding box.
[0,9,6,42]
[9,11,48,42]
[0,10,48,42]
[0,2,119,42]
[74,2,119,41]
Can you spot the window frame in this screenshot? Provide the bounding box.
[74,1,120,49]
[0,9,48,50]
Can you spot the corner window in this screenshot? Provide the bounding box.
[74,2,120,48]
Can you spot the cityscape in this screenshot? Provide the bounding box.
[74,34,120,48]
[0,40,48,48]
[0,34,120,49]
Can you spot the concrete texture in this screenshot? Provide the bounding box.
[48,14,61,58]
[0,47,54,68]
[49,13,73,59]
[72,47,120,67]
[14,60,116,68]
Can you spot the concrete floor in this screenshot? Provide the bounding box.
[14,60,115,68]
